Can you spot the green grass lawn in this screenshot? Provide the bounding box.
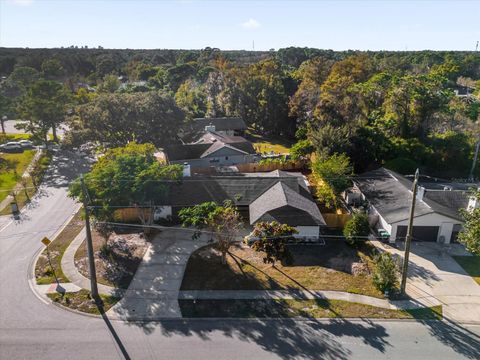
[0,150,52,215]
[35,210,84,284]
[253,142,291,154]
[181,242,383,298]
[0,149,35,203]
[453,256,480,285]
[0,133,32,142]
[179,299,443,319]
[246,129,292,154]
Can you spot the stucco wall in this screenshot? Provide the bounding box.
[390,212,462,244]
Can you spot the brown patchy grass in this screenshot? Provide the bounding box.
[180,299,443,319]
[48,289,120,315]
[74,230,148,289]
[35,209,84,284]
[181,241,383,298]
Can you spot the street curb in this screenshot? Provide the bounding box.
[27,205,82,307]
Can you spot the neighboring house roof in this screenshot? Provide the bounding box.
[249,182,325,226]
[165,176,300,206]
[200,141,249,158]
[194,131,248,145]
[192,117,247,132]
[355,168,466,223]
[163,143,211,161]
[164,130,255,162]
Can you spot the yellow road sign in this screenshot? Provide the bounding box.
[41,237,51,246]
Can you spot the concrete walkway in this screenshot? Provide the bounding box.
[179,290,441,311]
[106,228,209,320]
[35,282,82,295]
[61,227,121,296]
[373,241,480,323]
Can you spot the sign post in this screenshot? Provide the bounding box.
[41,237,59,286]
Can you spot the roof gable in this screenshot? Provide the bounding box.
[249,182,325,226]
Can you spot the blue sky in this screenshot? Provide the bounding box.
[1,0,479,51]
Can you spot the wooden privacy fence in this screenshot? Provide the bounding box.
[322,213,351,229]
[235,160,305,173]
[114,207,152,223]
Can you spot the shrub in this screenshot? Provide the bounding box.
[372,252,398,293]
[343,213,370,245]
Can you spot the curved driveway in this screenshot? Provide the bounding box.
[1,150,480,360]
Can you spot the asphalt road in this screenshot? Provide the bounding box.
[2,119,66,136]
[1,150,480,360]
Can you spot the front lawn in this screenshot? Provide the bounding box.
[453,256,480,285]
[179,299,442,319]
[0,149,35,203]
[74,229,149,289]
[181,241,383,298]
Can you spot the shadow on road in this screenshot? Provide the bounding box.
[116,317,392,360]
[98,303,132,360]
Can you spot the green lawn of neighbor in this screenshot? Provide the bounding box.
[0,149,35,202]
[453,256,480,285]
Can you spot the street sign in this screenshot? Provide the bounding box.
[41,237,51,246]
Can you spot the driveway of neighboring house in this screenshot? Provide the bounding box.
[107,228,209,320]
[377,241,480,323]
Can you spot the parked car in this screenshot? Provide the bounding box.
[0,142,23,152]
[18,140,34,148]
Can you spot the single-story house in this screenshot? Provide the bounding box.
[351,167,475,244]
[156,170,326,238]
[163,130,258,169]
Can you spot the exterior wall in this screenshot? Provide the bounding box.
[171,150,257,169]
[295,226,320,238]
[390,212,462,244]
[369,205,393,239]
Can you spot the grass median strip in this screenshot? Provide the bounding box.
[35,209,84,284]
[179,299,443,320]
[47,289,120,315]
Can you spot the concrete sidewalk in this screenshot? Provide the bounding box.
[61,227,121,296]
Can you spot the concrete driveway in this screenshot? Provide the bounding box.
[107,228,209,320]
[380,242,480,323]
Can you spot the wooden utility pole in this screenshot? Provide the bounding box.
[469,139,480,181]
[80,174,99,301]
[400,168,420,295]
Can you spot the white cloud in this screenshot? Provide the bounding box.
[241,18,261,29]
[8,0,34,6]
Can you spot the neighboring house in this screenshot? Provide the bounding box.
[190,117,247,137]
[351,168,476,244]
[156,170,326,238]
[163,130,258,169]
